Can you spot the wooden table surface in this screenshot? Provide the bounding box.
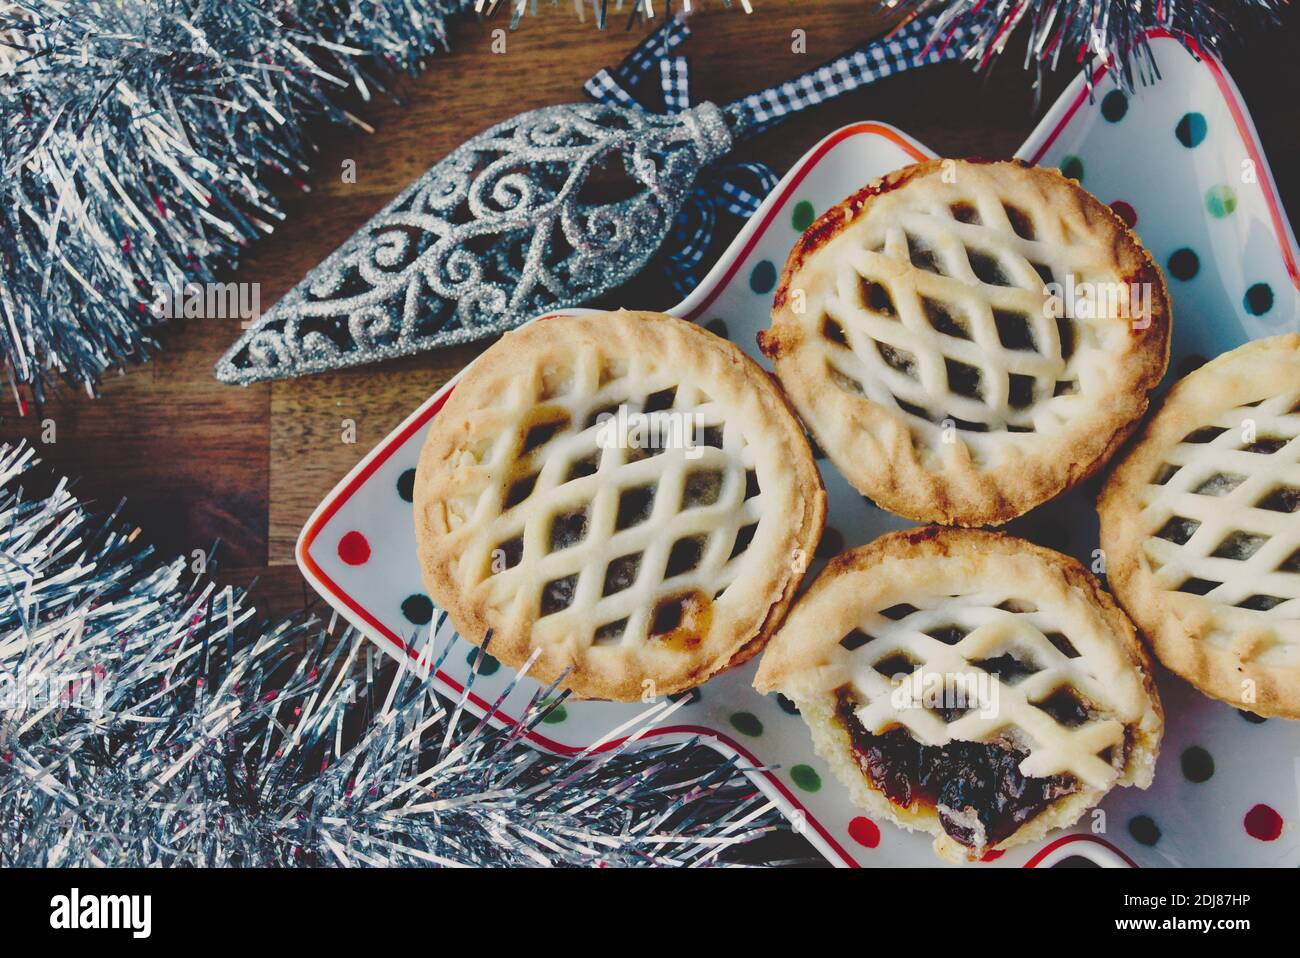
[7,2,1299,624]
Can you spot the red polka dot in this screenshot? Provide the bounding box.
[337,530,371,565]
[848,816,880,849]
[980,849,1006,862]
[1243,803,1283,842]
[1110,201,1137,228]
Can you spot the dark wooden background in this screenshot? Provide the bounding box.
[6,2,1299,624]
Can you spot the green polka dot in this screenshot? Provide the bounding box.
[791,200,816,232]
[705,317,729,339]
[775,693,800,715]
[1181,745,1215,783]
[790,764,821,792]
[1128,814,1161,846]
[1101,90,1128,122]
[1167,247,1199,281]
[1238,708,1267,724]
[468,648,500,675]
[1244,282,1274,315]
[1206,184,1237,218]
[541,700,568,724]
[1059,155,1084,183]
[749,260,777,294]
[1175,112,1207,148]
[730,711,763,736]
[669,688,701,705]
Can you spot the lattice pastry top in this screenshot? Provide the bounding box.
[755,527,1162,861]
[759,158,1171,526]
[414,310,826,701]
[1100,334,1300,719]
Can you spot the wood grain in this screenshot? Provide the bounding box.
[261,2,1055,568]
[5,3,1297,630]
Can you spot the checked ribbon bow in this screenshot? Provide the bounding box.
[584,14,972,296]
[584,17,780,297]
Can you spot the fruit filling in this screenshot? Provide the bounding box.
[835,689,1079,854]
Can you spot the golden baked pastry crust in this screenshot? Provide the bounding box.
[414,309,826,702]
[1099,334,1300,718]
[755,526,1163,862]
[760,158,1171,526]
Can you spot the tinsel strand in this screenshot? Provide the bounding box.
[887,0,1286,92]
[0,441,796,867]
[0,0,472,403]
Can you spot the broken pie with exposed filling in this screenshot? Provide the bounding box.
[414,310,826,701]
[759,158,1171,526]
[1100,334,1300,718]
[754,526,1163,862]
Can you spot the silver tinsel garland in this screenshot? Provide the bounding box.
[0,442,789,866]
[889,0,1287,91]
[0,0,472,403]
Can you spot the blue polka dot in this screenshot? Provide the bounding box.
[1175,112,1207,148]
[468,647,500,676]
[1128,815,1161,846]
[1244,283,1274,316]
[1167,248,1199,281]
[1101,90,1128,122]
[749,260,777,294]
[396,468,416,502]
[401,594,433,625]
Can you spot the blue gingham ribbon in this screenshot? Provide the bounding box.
[729,14,972,136]
[662,160,780,296]
[583,15,691,109]
[586,14,973,295]
[586,17,778,296]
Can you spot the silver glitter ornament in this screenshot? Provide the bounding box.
[216,100,731,383]
[216,15,969,384]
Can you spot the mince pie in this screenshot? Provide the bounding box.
[1100,334,1300,718]
[759,158,1171,526]
[755,527,1163,862]
[414,310,826,701]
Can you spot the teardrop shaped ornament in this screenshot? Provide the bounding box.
[215,100,732,384]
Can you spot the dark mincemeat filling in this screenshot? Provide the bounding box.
[834,689,1079,854]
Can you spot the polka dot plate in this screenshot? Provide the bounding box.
[298,33,1299,868]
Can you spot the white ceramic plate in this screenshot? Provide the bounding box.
[297,33,1300,868]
